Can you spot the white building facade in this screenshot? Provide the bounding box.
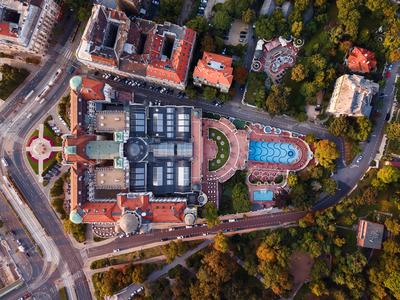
[327,74,379,117]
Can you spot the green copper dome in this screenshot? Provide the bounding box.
[69,76,82,91]
[70,209,83,224]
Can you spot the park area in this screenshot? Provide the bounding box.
[26,123,62,176]
[0,64,29,100]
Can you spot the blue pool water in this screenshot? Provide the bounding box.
[248,140,299,164]
[253,190,274,201]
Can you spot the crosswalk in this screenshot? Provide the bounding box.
[62,48,75,61]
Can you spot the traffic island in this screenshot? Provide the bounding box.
[25,123,62,182]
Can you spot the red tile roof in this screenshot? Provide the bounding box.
[0,22,17,38]
[193,52,234,89]
[81,77,106,100]
[64,134,96,164]
[347,47,377,73]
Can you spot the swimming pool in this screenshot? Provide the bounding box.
[253,190,274,201]
[248,140,299,164]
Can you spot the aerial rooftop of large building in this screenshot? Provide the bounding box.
[193,52,234,93]
[63,76,204,232]
[77,4,196,89]
[0,0,60,55]
[0,0,40,41]
[327,74,379,117]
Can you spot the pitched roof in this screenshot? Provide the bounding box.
[193,52,234,88]
[81,77,106,100]
[347,47,377,73]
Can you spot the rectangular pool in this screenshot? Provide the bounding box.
[253,190,274,201]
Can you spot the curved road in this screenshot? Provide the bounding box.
[0,28,397,299]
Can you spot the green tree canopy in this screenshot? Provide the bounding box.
[212,10,232,32]
[203,86,218,100]
[265,85,290,115]
[204,203,220,228]
[291,64,308,82]
[386,122,400,140]
[377,166,400,184]
[213,232,229,253]
[315,140,340,170]
[186,16,209,34]
[232,182,251,213]
[328,116,350,136]
[242,8,255,24]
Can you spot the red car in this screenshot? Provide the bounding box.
[386,71,391,78]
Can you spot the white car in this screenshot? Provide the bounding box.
[113,249,120,253]
[356,155,363,163]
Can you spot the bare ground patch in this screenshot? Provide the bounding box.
[289,250,313,285]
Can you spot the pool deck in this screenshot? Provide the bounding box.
[247,124,312,172]
[200,120,313,208]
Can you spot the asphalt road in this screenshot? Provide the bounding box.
[2,71,92,300]
[314,62,399,210]
[87,210,306,258]
[0,192,48,300]
[0,17,92,300]
[0,15,397,299]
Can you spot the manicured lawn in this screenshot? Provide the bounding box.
[26,130,39,174]
[43,123,62,146]
[27,155,39,174]
[208,128,230,171]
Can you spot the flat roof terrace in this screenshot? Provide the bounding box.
[96,111,126,132]
[95,167,127,190]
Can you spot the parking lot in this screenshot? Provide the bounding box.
[225,19,249,46]
[99,72,188,99]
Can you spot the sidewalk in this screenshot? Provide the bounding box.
[111,239,213,299]
[0,57,40,72]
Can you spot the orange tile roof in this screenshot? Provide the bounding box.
[146,28,196,84]
[64,135,96,164]
[0,22,17,38]
[191,112,203,185]
[347,47,377,73]
[91,54,118,67]
[149,202,186,223]
[193,52,234,89]
[81,77,106,100]
[70,90,79,134]
[81,202,121,223]
[70,165,79,211]
[78,193,186,223]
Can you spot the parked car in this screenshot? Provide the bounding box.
[356,155,363,163]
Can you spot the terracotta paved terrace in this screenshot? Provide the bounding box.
[200,119,314,207]
[202,118,248,183]
[247,124,312,172]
